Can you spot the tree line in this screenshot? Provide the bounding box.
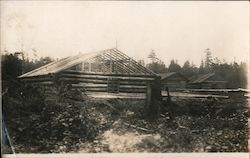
[2,52,54,82]
[1,49,248,89]
[145,49,248,89]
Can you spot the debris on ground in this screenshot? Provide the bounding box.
[3,86,249,153]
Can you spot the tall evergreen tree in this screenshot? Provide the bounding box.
[146,50,167,73]
[148,50,158,63]
[181,60,197,78]
[168,60,181,72]
[198,60,205,74]
[204,48,213,72]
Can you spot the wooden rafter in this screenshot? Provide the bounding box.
[100,52,135,74]
[108,49,145,74]
[112,48,155,75]
[19,48,156,78]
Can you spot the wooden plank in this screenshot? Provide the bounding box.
[71,83,107,88]
[85,87,107,90]
[85,88,107,92]
[59,74,156,81]
[61,70,157,78]
[19,74,54,79]
[162,91,229,99]
[119,89,146,93]
[59,78,108,84]
[20,77,53,82]
[119,85,147,89]
[63,80,147,87]
[17,60,58,78]
[30,81,54,85]
[119,81,147,86]
[183,88,249,93]
[86,92,146,99]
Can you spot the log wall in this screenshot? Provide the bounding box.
[58,71,157,93]
[20,71,158,100]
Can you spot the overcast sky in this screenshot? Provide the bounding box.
[1,1,249,66]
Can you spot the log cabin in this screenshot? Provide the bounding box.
[18,48,158,100]
[159,72,189,91]
[188,73,227,89]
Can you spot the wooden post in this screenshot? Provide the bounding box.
[146,76,162,120]
[110,60,113,73]
[153,76,162,101]
[146,82,152,110]
[166,87,171,102]
[81,63,85,71]
[88,62,91,72]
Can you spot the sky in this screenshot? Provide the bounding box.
[0,1,249,66]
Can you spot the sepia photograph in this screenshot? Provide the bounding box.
[1,1,249,157]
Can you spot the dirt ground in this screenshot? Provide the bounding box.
[76,98,249,153]
[4,95,249,153]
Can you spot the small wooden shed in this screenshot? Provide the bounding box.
[159,72,189,91]
[18,48,158,99]
[188,73,227,89]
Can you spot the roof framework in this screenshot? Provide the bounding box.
[159,72,188,81]
[19,48,156,78]
[191,73,226,84]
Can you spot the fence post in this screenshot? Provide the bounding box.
[166,87,171,102]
